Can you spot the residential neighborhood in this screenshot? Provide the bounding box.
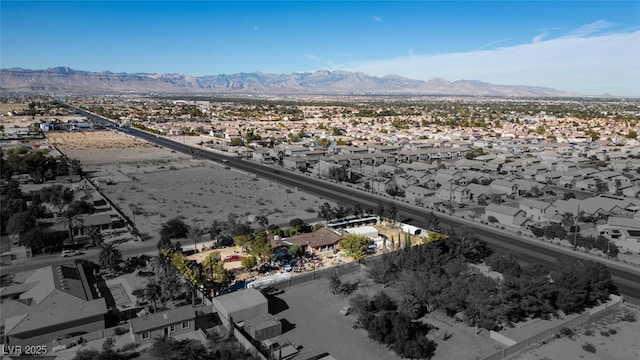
[1,95,639,360]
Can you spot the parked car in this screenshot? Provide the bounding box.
[224,254,242,262]
[61,249,80,257]
[339,305,351,316]
[260,286,284,296]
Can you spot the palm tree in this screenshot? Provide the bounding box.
[144,280,163,313]
[55,210,84,244]
[99,242,122,272]
[187,225,202,253]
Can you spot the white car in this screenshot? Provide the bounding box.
[61,249,79,257]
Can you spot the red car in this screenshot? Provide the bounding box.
[224,254,242,262]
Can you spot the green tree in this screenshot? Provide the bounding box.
[340,234,370,262]
[627,130,638,139]
[241,255,258,273]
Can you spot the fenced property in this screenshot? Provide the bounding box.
[260,261,363,290]
[484,295,624,360]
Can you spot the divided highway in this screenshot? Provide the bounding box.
[73,106,640,303]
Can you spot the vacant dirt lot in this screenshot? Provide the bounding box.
[511,307,640,360]
[48,130,327,244]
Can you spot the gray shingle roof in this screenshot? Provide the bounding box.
[130,305,195,333]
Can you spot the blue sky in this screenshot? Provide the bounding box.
[1,1,639,96]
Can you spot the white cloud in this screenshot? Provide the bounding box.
[565,20,613,37]
[373,15,382,22]
[343,29,640,96]
[532,32,547,43]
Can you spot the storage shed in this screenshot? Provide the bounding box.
[211,288,268,327]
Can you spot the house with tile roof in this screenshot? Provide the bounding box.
[129,305,196,344]
[1,263,107,349]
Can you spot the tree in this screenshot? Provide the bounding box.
[241,255,258,273]
[424,211,440,231]
[149,335,177,360]
[489,193,502,204]
[386,203,398,222]
[318,202,335,222]
[595,180,609,195]
[137,279,162,312]
[562,212,579,250]
[288,244,304,259]
[39,184,74,214]
[255,215,269,230]
[55,210,84,243]
[249,232,274,262]
[160,217,189,241]
[367,255,399,288]
[7,211,36,240]
[99,242,122,272]
[187,225,202,252]
[209,219,223,248]
[340,234,370,262]
[68,158,83,181]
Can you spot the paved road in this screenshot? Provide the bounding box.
[48,105,640,304]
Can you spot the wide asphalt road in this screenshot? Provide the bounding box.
[69,106,640,303]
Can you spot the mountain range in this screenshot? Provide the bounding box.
[0,67,580,97]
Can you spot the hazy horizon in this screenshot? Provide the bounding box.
[1,1,639,96]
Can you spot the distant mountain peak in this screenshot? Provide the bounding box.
[0,67,580,97]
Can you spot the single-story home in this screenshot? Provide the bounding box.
[129,305,196,344]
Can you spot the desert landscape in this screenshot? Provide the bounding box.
[46,130,329,244]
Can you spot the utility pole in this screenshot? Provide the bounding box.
[572,204,580,251]
[449,180,453,215]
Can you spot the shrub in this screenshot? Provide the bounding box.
[582,342,596,353]
[621,310,637,322]
[114,327,127,335]
[608,328,617,335]
[600,330,610,337]
[560,327,575,339]
[120,343,138,352]
[584,329,594,336]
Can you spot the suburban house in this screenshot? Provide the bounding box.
[1,263,108,350]
[404,185,435,205]
[485,204,530,228]
[270,228,343,254]
[597,216,640,253]
[435,184,471,205]
[490,179,519,196]
[129,305,196,344]
[519,198,556,222]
